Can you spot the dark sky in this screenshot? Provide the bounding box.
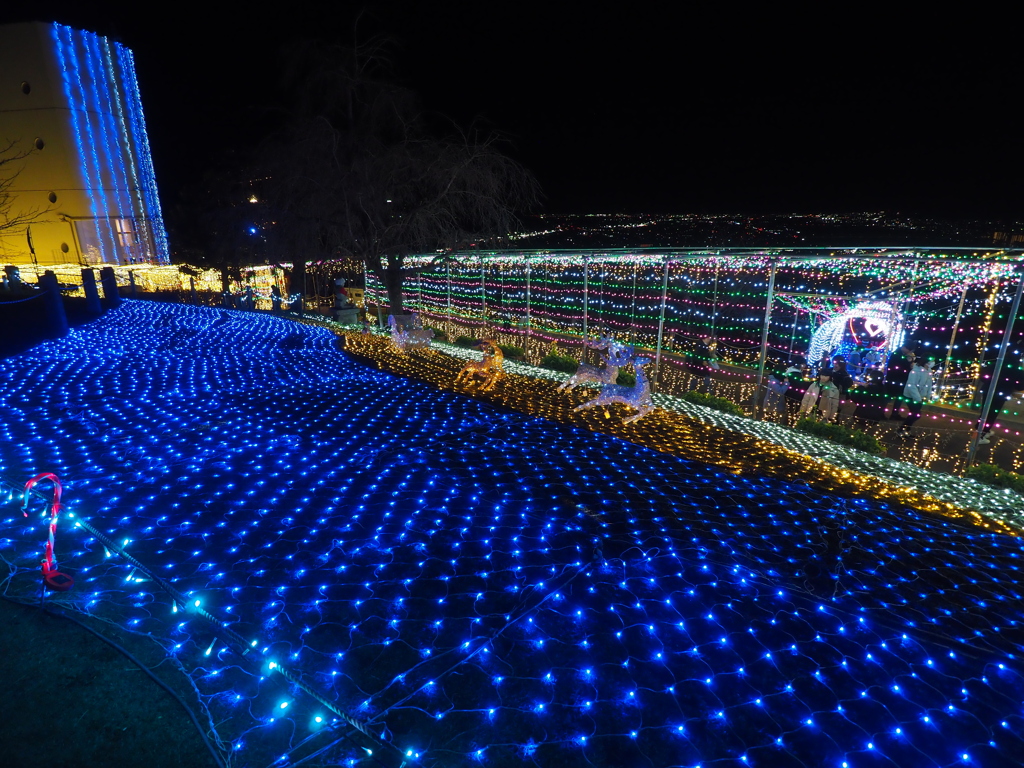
[4,3,1021,217]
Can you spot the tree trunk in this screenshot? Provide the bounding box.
[385,264,405,317]
[291,257,307,314]
[218,260,232,307]
[220,258,231,293]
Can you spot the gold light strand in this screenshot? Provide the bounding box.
[322,324,1015,536]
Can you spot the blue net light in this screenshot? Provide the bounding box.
[0,301,1021,767]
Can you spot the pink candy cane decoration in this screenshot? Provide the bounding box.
[23,473,73,590]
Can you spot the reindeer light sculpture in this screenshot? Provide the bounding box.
[454,340,504,392]
[389,313,434,353]
[573,354,655,424]
[558,335,633,392]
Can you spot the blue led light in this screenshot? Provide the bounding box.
[83,31,135,247]
[52,24,108,262]
[50,24,168,264]
[101,36,150,260]
[1,301,1023,767]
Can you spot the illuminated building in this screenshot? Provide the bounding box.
[0,22,167,266]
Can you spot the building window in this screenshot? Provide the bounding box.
[115,218,137,247]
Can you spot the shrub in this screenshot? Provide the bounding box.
[677,390,745,417]
[498,344,527,361]
[540,353,579,374]
[794,417,884,454]
[454,335,476,348]
[428,327,448,342]
[845,431,884,454]
[616,371,636,387]
[965,464,1024,494]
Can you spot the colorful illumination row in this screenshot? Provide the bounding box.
[364,250,1024,455]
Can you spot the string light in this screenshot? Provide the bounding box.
[365,248,1024,472]
[1,300,1022,768]
[51,24,168,265]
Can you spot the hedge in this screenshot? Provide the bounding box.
[540,354,579,374]
[498,344,527,361]
[677,390,745,417]
[794,417,884,454]
[964,463,1024,495]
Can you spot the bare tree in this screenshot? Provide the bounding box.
[170,165,264,293]
[262,39,540,317]
[348,129,540,315]
[260,116,343,309]
[0,140,44,247]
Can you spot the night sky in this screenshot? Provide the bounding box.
[4,4,1021,217]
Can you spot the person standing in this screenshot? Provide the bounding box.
[830,356,857,419]
[798,371,840,421]
[847,348,863,378]
[783,362,807,420]
[898,359,934,436]
[883,345,916,419]
[762,371,790,422]
[687,336,720,395]
[830,356,854,394]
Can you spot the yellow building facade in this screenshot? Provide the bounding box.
[0,22,167,267]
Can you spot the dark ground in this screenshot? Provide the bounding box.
[2,296,215,768]
[0,594,217,768]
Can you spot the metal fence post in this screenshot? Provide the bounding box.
[755,258,779,419]
[629,260,638,344]
[653,257,670,392]
[582,253,589,348]
[967,266,1024,467]
[940,283,968,397]
[788,310,799,361]
[446,259,453,336]
[525,257,531,340]
[711,262,720,340]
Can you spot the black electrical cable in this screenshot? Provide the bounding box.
[0,592,228,768]
[258,726,371,768]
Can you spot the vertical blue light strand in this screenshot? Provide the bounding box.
[51,24,108,264]
[96,35,147,262]
[82,30,135,265]
[102,38,149,262]
[116,46,169,263]
[67,25,120,262]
